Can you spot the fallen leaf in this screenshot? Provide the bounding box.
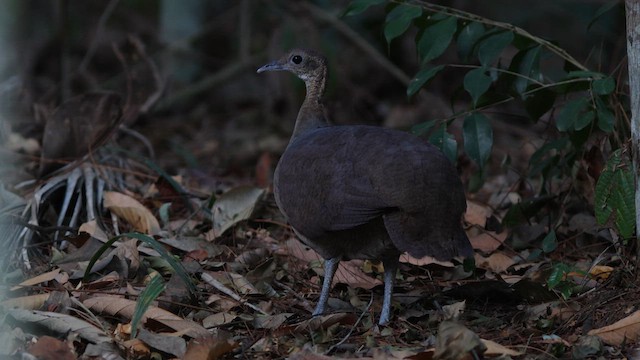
[104,191,161,235]
[434,321,486,360]
[474,252,515,273]
[27,336,76,360]
[0,293,51,310]
[400,253,454,267]
[464,201,491,228]
[588,310,640,345]
[10,268,61,291]
[211,186,265,238]
[84,296,209,338]
[334,260,382,290]
[481,338,523,356]
[137,328,186,358]
[9,309,113,345]
[469,231,507,253]
[183,336,238,360]
[203,312,238,328]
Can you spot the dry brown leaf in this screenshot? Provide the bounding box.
[183,336,238,360]
[464,201,491,228]
[253,313,293,329]
[281,238,322,263]
[334,260,382,290]
[79,220,109,242]
[474,252,515,273]
[434,321,486,360]
[400,253,454,267]
[84,296,209,338]
[211,186,265,238]
[122,338,150,359]
[202,312,238,328]
[588,310,640,345]
[481,339,523,356]
[103,191,161,235]
[10,268,61,291]
[469,231,507,253]
[27,336,76,360]
[1,293,51,310]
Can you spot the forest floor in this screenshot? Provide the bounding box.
[1,2,639,359]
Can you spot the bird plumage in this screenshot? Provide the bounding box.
[257,48,472,325]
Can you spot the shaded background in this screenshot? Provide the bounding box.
[0,0,626,190]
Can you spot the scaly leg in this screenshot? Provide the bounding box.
[312,257,340,317]
[379,256,399,325]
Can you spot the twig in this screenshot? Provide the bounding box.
[200,272,268,316]
[326,293,373,355]
[79,0,120,73]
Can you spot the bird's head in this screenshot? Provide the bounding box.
[257,48,327,83]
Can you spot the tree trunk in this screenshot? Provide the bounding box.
[625,0,640,251]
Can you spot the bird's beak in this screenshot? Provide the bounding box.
[256,60,286,73]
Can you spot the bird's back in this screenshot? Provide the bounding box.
[274,125,472,261]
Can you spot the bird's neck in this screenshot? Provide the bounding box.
[290,69,331,141]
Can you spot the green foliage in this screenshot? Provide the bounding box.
[541,230,557,253]
[343,0,385,16]
[429,124,457,163]
[547,262,586,299]
[417,16,457,64]
[463,67,492,106]
[477,30,514,67]
[346,0,622,182]
[462,113,493,169]
[384,4,422,45]
[407,65,445,97]
[131,274,166,338]
[594,149,636,241]
[84,232,197,297]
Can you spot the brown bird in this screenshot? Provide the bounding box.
[257,49,472,325]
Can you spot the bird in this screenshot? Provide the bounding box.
[257,48,473,325]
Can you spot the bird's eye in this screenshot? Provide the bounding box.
[291,55,302,64]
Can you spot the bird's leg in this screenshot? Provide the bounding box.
[313,257,340,317]
[379,256,399,325]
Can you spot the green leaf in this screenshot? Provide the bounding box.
[417,16,458,63]
[131,275,166,338]
[524,86,556,121]
[384,4,422,45]
[407,65,445,97]
[613,168,635,240]
[343,0,386,16]
[592,77,615,95]
[411,119,436,136]
[547,263,570,289]
[556,97,589,131]
[513,46,542,95]
[595,149,636,240]
[429,124,457,163]
[477,31,514,66]
[457,21,485,61]
[541,230,557,253]
[463,67,492,106]
[84,233,197,297]
[463,113,493,169]
[574,110,595,131]
[595,96,615,132]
